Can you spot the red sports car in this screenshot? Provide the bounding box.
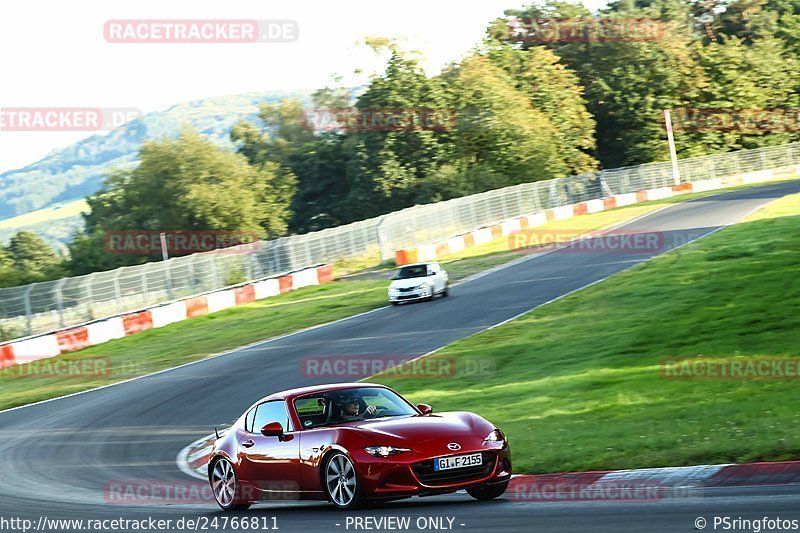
[207,382,511,510]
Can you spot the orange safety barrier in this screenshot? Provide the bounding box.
[184,297,209,318]
[636,190,649,202]
[234,285,256,305]
[56,327,91,353]
[122,311,153,336]
[395,248,419,266]
[573,203,588,216]
[0,344,15,368]
[278,275,293,293]
[317,265,333,284]
[603,197,617,210]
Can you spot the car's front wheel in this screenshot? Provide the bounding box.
[466,480,508,501]
[210,458,251,511]
[324,452,364,510]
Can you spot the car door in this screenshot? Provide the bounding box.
[430,263,444,292]
[434,262,447,291]
[427,263,441,293]
[237,400,301,498]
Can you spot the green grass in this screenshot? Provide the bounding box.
[377,193,800,473]
[0,280,387,411]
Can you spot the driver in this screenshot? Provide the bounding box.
[335,391,378,422]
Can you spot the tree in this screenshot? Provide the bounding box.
[232,95,353,232]
[0,231,65,285]
[439,55,566,193]
[486,44,598,175]
[7,231,63,277]
[689,34,800,152]
[342,50,454,219]
[68,129,296,274]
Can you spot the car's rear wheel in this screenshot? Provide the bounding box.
[466,480,509,501]
[442,283,449,297]
[324,453,363,510]
[211,458,251,511]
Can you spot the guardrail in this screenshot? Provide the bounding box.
[0,265,333,369]
[393,169,796,264]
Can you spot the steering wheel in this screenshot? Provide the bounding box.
[365,405,390,418]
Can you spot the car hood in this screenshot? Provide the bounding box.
[389,278,429,289]
[344,412,493,444]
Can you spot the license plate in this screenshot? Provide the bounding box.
[433,453,482,471]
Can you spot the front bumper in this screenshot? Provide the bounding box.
[388,287,432,302]
[353,443,512,500]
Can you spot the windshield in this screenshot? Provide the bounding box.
[395,265,428,279]
[293,387,417,429]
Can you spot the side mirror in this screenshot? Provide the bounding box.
[261,422,284,437]
[417,403,433,415]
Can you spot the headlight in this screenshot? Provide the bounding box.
[365,446,411,457]
[485,429,505,443]
[418,283,431,290]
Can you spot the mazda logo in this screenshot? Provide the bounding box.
[447,442,461,451]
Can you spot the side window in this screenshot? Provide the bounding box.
[252,401,293,433]
[245,407,257,433]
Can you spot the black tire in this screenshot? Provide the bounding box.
[442,283,449,297]
[391,301,399,306]
[210,458,252,511]
[323,453,365,510]
[466,481,509,501]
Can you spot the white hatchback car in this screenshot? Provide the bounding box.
[388,262,449,305]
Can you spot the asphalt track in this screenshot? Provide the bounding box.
[1,181,800,533]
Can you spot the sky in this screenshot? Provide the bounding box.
[0,0,608,174]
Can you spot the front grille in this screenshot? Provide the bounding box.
[397,287,415,293]
[397,295,418,300]
[412,452,496,486]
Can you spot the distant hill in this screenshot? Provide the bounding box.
[0,90,316,243]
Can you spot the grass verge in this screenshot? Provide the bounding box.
[377,192,800,473]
